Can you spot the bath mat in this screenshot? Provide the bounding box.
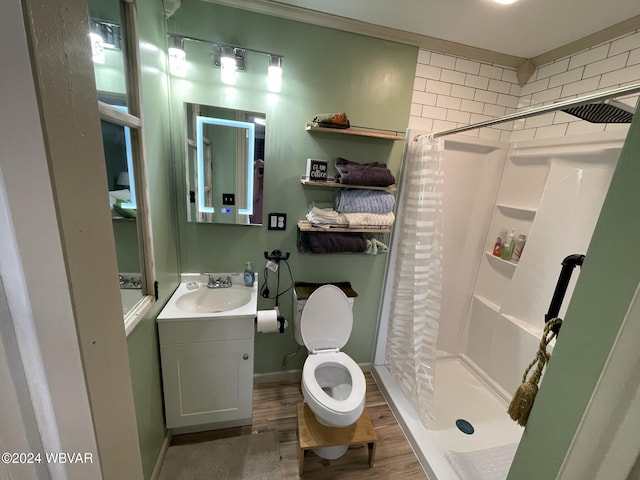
[445,443,518,480]
[158,431,282,480]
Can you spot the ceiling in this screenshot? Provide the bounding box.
[273,0,640,60]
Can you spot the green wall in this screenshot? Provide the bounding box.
[168,1,417,373]
[122,0,180,477]
[508,107,640,477]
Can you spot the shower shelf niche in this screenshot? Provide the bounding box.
[485,251,518,268]
[496,203,537,215]
[473,294,499,313]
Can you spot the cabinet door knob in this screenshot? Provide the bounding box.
[243,354,249,360]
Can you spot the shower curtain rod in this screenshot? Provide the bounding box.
[423,82,640,140]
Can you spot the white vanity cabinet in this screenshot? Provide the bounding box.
[158,315,255,431]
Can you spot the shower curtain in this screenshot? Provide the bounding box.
[385,134,444,427]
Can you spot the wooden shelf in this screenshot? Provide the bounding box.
[297,220,391,234]
[305,123,405,141]
[300,176,397,192]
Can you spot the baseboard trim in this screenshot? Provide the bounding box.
[148,431,171,480]
[253,362,372,385]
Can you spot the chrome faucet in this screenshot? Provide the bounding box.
[207,274,232,288]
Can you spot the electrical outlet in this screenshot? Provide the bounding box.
[268,213,286,230]
[222,193,235,205]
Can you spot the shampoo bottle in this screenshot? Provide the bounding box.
[501,229,516,261]
[243,261,255,286]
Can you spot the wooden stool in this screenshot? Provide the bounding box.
[296,402,377,475]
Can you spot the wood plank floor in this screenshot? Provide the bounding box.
[171,373,427,479]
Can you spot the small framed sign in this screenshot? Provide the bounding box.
[305,158,328,181]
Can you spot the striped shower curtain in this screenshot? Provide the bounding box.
[386,134,444,427]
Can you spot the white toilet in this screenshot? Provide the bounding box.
[297,285,366,460]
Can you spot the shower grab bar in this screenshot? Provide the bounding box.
[545,254,585,335]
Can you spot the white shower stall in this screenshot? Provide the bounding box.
[373,127,627,480]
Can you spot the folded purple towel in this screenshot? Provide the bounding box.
[335,157,396,187]
[302,232,367,254]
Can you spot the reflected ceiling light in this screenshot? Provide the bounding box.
[168,36,187,77]
[89,19,121,64]
[90,32,106,64]
[492,0,518,4]
[267,55,283,93]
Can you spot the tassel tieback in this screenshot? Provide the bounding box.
[507,318,561,426]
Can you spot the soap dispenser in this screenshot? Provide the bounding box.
[243,261,255,287]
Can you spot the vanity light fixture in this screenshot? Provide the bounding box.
[267,55,283,93]
[492,0,518,4]
[168,36,187,77]
[167,34,283,91]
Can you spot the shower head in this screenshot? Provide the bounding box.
[562,99,635,123]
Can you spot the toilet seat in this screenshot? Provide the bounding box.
[300,285,353,352]
[302,351,366,415]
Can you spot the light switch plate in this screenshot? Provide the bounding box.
[268,213,286,230]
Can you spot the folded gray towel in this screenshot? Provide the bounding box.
[335,189,395,214]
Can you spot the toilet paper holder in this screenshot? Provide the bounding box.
[255,306,287,333]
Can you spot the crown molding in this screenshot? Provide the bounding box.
[200,0,526,68]
[532,15,640,67]
[199,0,640,86]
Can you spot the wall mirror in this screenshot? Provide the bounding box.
[88,0,127,104]
[90,0,156,331]
[99,99,143,315]
[185,103,265,225]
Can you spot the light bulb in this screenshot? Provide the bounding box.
[267,55,282,93]
[220,55,237,85]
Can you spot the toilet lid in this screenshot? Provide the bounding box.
[300,285,353,352]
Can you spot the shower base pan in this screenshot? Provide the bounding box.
[373,355,523,480]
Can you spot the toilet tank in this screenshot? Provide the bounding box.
[292,282,358,347]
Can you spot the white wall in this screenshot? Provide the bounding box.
[409,51,521,142]
[514,29,640,140]
[408,29,640,361]
[409,29,640,141]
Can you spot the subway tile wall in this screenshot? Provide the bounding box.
[409,30,640,142]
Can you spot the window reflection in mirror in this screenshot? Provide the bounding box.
[91,0,156,327]
[88,0,127,107]
[100,112,143,315]
[185,103,265,225]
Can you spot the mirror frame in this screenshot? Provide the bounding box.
[97,0,155,334]
[195,115,255,216]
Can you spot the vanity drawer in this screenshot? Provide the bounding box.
[158,316,254,344]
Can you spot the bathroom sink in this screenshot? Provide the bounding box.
[157,273,258,320]
[175,285,252,314]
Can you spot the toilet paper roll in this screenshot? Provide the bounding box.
[256,309,279,333]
